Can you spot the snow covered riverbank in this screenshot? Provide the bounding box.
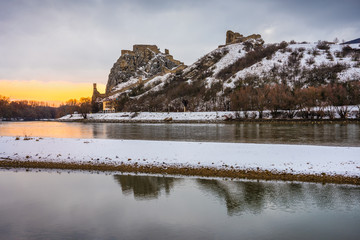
[58,109,360,123]
[0,136,359,182]
[59,111,235,122]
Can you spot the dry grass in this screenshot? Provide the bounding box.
[1,160,359,185]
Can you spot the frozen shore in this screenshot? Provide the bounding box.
[0,136,359,183]
[59,111,236,122]
[58,109,360,123]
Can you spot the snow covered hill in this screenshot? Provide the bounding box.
[96,31,360,113]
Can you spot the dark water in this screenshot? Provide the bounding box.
[1,121,360,146]
[0,170,359,240]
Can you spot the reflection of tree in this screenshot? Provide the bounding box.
[113,175,179,200]
[197,179,360,216]
[197,179,267,215]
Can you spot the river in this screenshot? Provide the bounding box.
[0,121,359,146]
[1,121,360,239]
[0,170,359,239]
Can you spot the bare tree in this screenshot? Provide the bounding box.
[79,97,91,119]
[182,98,188,112]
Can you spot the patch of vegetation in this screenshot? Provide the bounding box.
[128,82,146,97]
[303,63,348,86]
[316,41,330,50]
[217,42,288,81]
[306,57,315,66]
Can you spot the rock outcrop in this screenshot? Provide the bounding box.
[106,44,185,94]
[224,30,264,46]
[92,30,360,113]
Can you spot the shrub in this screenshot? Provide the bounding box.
[341,45,354,57]
[298,47,305,52]
[217,43,287,81]
[306,57,315,66]
[128,82,145,97]
[326,51,334,61]
[287,50,303,68]
[303,63,347,86]
[279,41,289,49]
[243,41,254,52]
[351,53,360,61]
[334,51,342,58]
[317,41,330,50]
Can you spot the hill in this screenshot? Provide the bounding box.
[343,38,360,45]
[93,31,360,115]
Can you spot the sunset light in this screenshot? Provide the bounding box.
[0,80,106,106]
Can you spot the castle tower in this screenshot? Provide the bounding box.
[92,83,101,102]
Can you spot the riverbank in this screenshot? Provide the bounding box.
[58,110,360,123]
[1,136,359,184]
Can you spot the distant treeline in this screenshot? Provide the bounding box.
[0,96,91,120]
[230,81,360,119]
[2,81,360,120]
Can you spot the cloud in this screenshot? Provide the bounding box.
[0,0,359,86]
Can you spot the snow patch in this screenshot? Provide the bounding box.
[1,136,359,177]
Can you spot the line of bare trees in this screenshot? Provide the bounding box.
[0,96,92,120]
[229,82,360,119]
[0,96,57,120]
[53,97,92,119]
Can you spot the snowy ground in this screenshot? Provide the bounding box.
[59,108,359,122]
[0,136,359,177]
[59,111,236,121]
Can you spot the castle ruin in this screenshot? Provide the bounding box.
[92,44,185,107]
[219,30,264,47]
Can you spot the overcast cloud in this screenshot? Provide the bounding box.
[0,0,359,84]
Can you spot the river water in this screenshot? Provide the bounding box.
[0,121,359,146]
[1,121,360,239]
[0,170,359,240]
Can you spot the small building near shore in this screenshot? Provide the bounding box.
[103,100,115,113]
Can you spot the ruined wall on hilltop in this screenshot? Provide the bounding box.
[105,44,185,94]
[223,30,264,47]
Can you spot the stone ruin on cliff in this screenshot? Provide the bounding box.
[219,30,264,47]
[93,31,264,104]
[105,44,185,94]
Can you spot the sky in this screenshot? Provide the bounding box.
[0,0,359,105]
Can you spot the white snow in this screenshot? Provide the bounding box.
[0,136,359,177]
[59,111,237,121]
[135,73,172,98]
[111,77,140,93]
[225,43,360,88]
[59,107,359,121]
[212,44,246,75]
[205,44,246,88]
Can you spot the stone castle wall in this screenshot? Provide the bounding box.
[220,30,264,47]
[121,45,161,56]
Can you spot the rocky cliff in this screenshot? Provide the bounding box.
[106,45,185,94]
[94,31,360,113]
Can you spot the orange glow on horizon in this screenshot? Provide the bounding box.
[0,80,106,106]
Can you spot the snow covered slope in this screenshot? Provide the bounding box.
[98,33,360,113]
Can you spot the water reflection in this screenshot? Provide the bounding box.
[1,121,360,146]
[1,171,360,240]
[113,174,180,200]
[112,174,360,216]
[196,178,360,215]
